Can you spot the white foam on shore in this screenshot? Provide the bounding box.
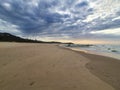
[60,44,120,60]
[70,47,120,60]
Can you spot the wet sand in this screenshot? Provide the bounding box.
[0,42,119,90]
[79,51,120,90]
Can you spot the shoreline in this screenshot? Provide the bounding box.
[84,52,120,90]
[0,42,120,90]
[61,45,120,60]
[60,45,120,90]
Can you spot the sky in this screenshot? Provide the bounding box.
[0,0,120,44]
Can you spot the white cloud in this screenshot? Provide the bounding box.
[112,16,120,21]
[90,28,120,35]
[2,2,12,11]
[84,0,120,22]
[27,0,39,7]
[0,19,21,35]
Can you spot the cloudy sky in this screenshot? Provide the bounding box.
[0,0,120,44]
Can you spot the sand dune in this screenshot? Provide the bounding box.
[0,42,119,90]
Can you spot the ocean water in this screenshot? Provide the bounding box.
[63,44,120,60]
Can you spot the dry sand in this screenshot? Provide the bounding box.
[0,42,119,90]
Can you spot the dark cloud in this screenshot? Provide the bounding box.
[0,0,120,40]
[75,1,88,8]
[0,0,64,33]
[88,14,120,31]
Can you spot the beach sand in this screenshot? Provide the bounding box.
[79,52,120,90]
[0,42,119,90]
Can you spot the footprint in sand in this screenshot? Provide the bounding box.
[29,81,35,86]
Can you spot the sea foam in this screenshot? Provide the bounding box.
[63,44,120,60]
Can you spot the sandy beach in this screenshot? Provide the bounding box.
[0,42,120,90]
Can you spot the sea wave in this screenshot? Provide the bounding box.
[62,44,120,60]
